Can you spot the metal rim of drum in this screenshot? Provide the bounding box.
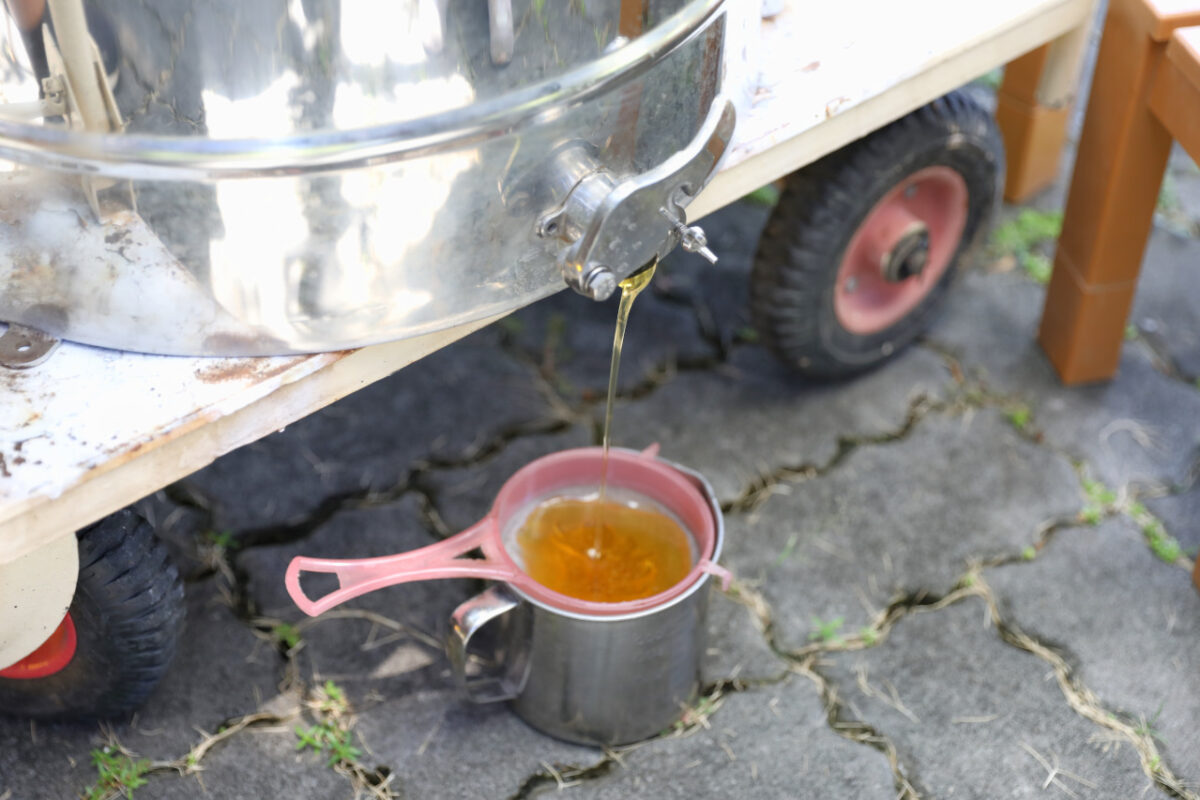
[0,0,727,180]
[0,613,77,679]
[833,166,968,336]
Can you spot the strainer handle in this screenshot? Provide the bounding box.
[285,519,514,616]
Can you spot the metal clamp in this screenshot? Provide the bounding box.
[531,99,735,300]
[0,324,61,368]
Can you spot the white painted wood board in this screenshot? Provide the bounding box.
[0,0,1095,561]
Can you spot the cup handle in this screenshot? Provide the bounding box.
[285,519,516,617]
[447,584,528,704]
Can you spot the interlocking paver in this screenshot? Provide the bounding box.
[0,579,280,800]
[929,265,1200,491]
[567,677,898,799]
[352,687,601,798]
[987,518,1200,785]
[824,598,1151,798]
[421,427,593,534]
[703,588,787,684]
[1131,227,1200,380]
[238,495,469,702]
[184,330,558,532]
[720,408,1080,649]
[611,344,950,506]
[654,200,772,352]
[506,277,717,404]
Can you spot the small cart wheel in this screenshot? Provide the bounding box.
[751,90,1004,377]
[0,509,185,719]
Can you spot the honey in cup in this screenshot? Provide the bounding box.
[514,493,695,604]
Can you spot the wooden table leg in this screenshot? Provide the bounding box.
[1038,0,1175,384]
[997,10,1096,203]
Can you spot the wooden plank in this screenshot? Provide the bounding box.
[690,0,1093,220]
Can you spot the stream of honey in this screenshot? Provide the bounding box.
[515,261,696,603]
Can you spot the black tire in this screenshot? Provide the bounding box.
[0,509,185,719]
[751,90,1004,378]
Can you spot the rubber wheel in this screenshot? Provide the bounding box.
[0,509,185,719]
[751,90,1004,378]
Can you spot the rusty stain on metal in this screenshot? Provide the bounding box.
[193,355,312,385]
[0,453,10,478]
[802,61,820,72]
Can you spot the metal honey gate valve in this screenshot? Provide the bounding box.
[516,100,735,301]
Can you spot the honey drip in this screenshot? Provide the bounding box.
[515,496,692,603]
[594,262,657,557]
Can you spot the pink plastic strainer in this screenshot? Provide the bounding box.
[286,446,730,617]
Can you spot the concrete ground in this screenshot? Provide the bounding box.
[3,102,1200,800]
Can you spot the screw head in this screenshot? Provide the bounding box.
[844,276,858,293]
[583,266,617,301]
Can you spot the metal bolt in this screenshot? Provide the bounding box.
[679,225,718,264]
[660,207,719,264]
[582,266,617,301]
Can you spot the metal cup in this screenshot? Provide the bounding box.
[447,459,724,746]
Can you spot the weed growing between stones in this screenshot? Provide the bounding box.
[1073,472,1192,571]
[989,209,1063,284]
[85,744,150,800]
[295,680,397,799]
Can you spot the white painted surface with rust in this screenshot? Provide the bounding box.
[1,345,339,507]
[691,0,1096,219]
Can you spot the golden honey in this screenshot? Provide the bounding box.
[516,496,693,603]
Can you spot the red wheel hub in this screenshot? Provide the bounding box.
[0,613,77,679]
[833,166,968,335]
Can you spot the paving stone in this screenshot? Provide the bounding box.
[238,495,468,704]
[353,687,600,798]
[611,344,950,506]
[569,677,897,799]
[1130,227,1200,380]
[654,200,772,352]
[506,277,717,405]
[721,409,1080,650]
[139,722,348,800]
[703,588,787,685]
[1159,146,1200,238]
[928,266,1200,490]
[826,598,1151,799]
[0,578,279,800]
[0,719,99,800]
[501,200,769,407]
[986,518,1200,785]
[184,329,556,533]
[422,426,593,534]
